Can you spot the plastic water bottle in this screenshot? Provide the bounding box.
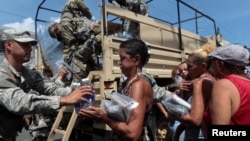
[81,78,95,110]
[74,78,95,113]
[71,82,80,90]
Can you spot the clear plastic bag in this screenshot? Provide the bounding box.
[101,92,139,122]
[161,94,191,118]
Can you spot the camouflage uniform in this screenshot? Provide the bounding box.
[109,0,148,38]
[56,0,101,83]
[61,0,92,25]
[0,58,71,140]
[58,17,101,83]
[28,78,71,141]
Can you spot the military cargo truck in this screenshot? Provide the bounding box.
[31,0,223,140]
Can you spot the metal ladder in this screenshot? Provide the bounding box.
[47,71,104,141]
[47,105,78,141]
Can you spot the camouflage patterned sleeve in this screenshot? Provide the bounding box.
[77,0,92,19]
[62,23,78,46]
[61,23,79,58]
[0,88,61,115]
[54,79,66,86]
[27,69,71,97]
[0,68,70,115]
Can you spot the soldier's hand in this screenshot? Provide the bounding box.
[57,66,68,81]
[60,85,93,105]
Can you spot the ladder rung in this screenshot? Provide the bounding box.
[48,73,103,141]
[54,128,66,135]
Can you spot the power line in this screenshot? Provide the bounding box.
[0,9,27,19]
[216,21,247,45]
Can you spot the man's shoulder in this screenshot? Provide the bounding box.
[0,68,8,79]
[0,67,16,88]
[0,62,9,75]
[64,0,81,8]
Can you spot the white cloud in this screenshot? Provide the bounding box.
[49,17,60,23]
[2,17,60,33]
[2,17,35,32]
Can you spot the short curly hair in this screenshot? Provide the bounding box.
[48,23,59,38]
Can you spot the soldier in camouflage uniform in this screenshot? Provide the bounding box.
[0,29,94,141]
[109,0,148,38]
[48,0,101,84]
[60,0,93,25]
[28,66,69,141]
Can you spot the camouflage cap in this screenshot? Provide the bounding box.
[48,23,57,38]
[1,29,37,46]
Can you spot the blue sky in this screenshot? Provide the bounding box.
[0,0,250,48]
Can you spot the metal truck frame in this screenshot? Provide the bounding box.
[33,0,222,140]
